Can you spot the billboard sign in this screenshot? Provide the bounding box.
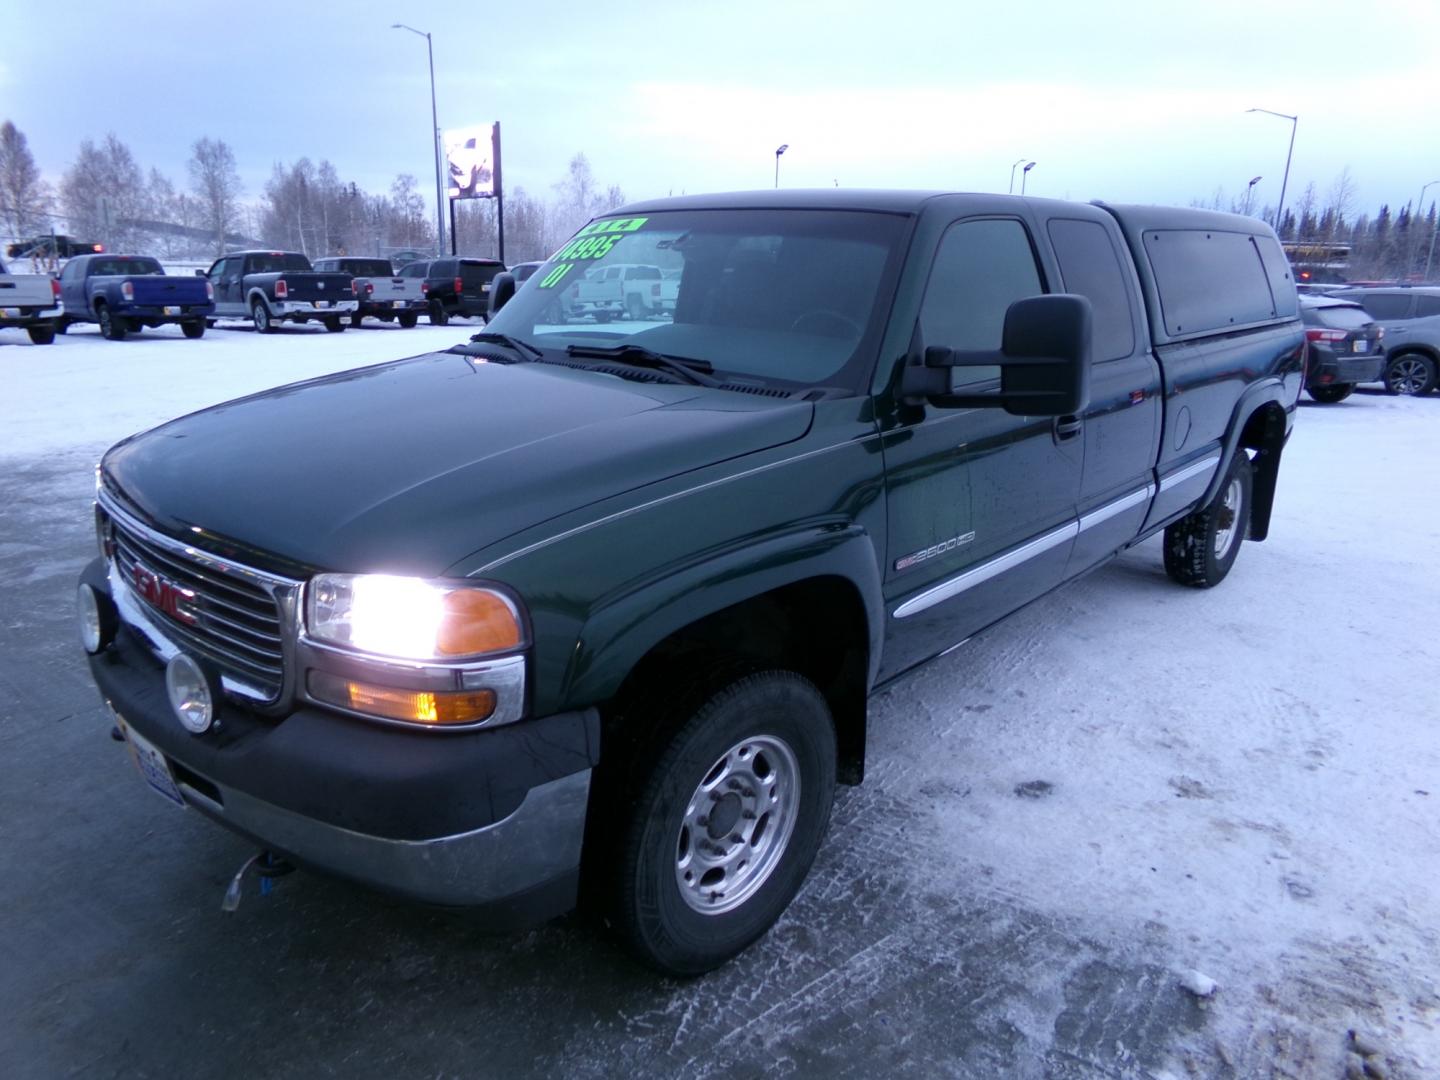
[445,124,496,200]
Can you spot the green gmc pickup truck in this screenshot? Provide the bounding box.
[78,190,1304,974]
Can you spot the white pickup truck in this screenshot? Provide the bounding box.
[0,257,63,344]
[571,263,674,321]
[312,257,428,328]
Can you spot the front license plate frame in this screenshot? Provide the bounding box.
[115,713,185,807]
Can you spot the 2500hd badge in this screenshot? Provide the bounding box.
[78,190,1302,975]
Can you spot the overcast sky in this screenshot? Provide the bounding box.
[4,0,1438,223]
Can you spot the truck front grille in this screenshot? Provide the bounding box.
[107,512,288,701]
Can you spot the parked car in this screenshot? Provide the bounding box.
[56,254,213,340]
[571,263,670,321]
[0,255,63,344]
[79,191,1302,976]
[1298,296,1384,403]
[388,249,428,271]
[6,234,104,260]
[202,251,358,333]
[1327,286,1440,395]
[313,257,426,328]
[397,257,506,325]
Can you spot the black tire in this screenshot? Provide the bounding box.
[1163,452,1252,588]
[54,317,68,335]
[397,312,419,329]
[1381,352,1437,396]
[626,294,645,320]
[26,323,56,345]
[429,300,450,326]
[349,312,364,328]
[204,319,217,329]
[324,316,345,333]
[251,300,274,334]
[595,310,613,323]
[181,320,205,339]
[1307,383,1353,404]
[378,313,395,323]
[609,670,837,976]
[97,303,126,341]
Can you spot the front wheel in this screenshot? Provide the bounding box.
[27,323,56,345]
[324,316,345,333]
[181,320,205,339]
[1382,353,1437,396]
[1307,383,1353,404]
[428,300,450,326]
[251,300,274,334]
[611,671,837,976]
[1163,452,1252,588]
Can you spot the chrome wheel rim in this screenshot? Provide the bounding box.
[1213,477,1242,560]
[675,734,800,916]
[1389,358,1427,395]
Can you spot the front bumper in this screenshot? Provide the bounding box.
[81,558,598,921]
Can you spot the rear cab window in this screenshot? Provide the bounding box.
[1143,230,1279,336]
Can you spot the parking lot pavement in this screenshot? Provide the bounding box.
[2,328,1437,1078]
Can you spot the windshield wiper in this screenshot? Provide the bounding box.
[466,331,544,360]
[565,343,721,387]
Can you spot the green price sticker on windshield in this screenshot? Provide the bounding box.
[537,217,651,289]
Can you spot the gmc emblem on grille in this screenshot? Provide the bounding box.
[129,562,199,626]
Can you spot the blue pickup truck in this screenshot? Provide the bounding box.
[57,254,214,340]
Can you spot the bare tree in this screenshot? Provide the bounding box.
[388,173,432,250]
[61,134,145,249]
[188,137,242,256]
[1323,167,1357,242]
[0,121,50,239]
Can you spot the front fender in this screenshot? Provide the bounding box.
[560,523,885,711]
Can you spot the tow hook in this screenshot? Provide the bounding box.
[221,850,295,912]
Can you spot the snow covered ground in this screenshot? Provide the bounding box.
[2,325,1437,1077]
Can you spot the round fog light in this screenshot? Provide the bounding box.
[165,654,215,734]
[77,583,117,654]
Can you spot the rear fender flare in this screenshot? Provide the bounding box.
[1202,379,1292,541]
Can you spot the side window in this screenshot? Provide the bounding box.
[210,258,230,279]
[919,218,1045,386]
[1143,230,1277,335]
[1357,293,1413,320]
[60,260,82,283]
[1410,295,1440,319]
[1047,218,1136,362]
[314,259,332,272]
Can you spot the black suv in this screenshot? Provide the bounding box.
[1329,286,1440,396]
[1298,296,1384,403]
[397,257,506,325]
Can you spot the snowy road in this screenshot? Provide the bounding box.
[2,325,1437,1078]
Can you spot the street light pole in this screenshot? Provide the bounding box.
[774,144,789,189]
[1247,108,1297,238]
[1009,158,1029,195]
[392,23,445,256]
[1413,179,1439,279]
[1021,161,1036,195]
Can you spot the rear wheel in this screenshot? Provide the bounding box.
[54,317,68,335]
[323,316,345,333]
[349,312,364,328]
[26,323,56,345]
[626,294,645,320]
[181,320,205,339]
[397,312,419,329]
[1382,353,1436,396]
[251,300,274,334]
[607,670,837,976]
[98,303,126,341]
[429,300,449,326]
[1307,383,1353,404]
[1163,452,1252,588]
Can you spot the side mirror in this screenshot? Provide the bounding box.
[195,269,206,277]
[901,294,1092,416]
[487,272,517,318]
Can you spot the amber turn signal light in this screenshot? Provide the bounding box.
[308,671,497,726]
[437,589,522,656]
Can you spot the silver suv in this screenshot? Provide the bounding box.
[1329,286,1440,395]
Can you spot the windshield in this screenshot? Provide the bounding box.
[486,209,908,389]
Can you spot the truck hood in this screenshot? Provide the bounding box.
[102,352,813,576]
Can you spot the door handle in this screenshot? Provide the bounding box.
[1054,416,1083,441]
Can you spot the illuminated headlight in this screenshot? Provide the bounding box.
[306,574,525,662]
